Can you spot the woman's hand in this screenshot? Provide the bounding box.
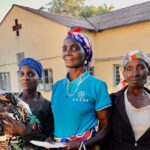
[2,114,26,136]
[63,141,81,150]
[45,136,55,143]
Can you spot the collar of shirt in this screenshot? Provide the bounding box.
[63,70,89,86]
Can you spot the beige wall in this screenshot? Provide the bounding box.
[95,60,120,92]
[94,22,150,92]
[0,6,150,95]
[0,6,68,93]
[94,22,150,58]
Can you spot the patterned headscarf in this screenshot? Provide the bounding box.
[115,50,150,92]
[121,50,150,69]
[19,57,43,79]
[66,28,93,66]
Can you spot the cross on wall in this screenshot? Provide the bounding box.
[12,19,22,36]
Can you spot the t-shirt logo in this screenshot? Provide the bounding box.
[72,91,89,102]
[78,91,85,98]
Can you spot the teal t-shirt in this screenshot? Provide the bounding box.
[51,71,111,138]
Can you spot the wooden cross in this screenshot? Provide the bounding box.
[12,19,22,36]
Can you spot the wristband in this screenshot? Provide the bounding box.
[79,141,86,150]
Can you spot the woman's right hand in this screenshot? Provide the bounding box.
[63,141,81,150]
[1,114,26,136]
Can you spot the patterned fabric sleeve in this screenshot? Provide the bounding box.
[0,92,42,149]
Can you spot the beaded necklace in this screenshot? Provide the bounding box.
[67,73,89,97]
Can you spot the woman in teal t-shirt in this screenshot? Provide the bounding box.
[51,28,111,150]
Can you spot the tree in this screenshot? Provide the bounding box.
[80,4,114,18]
[80,6,97,18]
[46,0,85,16]
[40,1,114,18]
[97,3,114,15]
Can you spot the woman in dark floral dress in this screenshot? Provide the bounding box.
[18,57,54,141]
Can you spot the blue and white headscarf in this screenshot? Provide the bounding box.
[67,28,93,66]
[19,57,43,79]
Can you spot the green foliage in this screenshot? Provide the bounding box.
[48,0,85,16]
[80,6,97,17]
[97,3,114,15]
[43,0,114,17]
[80,4,114,17]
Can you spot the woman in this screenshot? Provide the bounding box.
[0,90,41,149]
[101,50,150,150]
[51,28,111,149]
[18,57,54,141]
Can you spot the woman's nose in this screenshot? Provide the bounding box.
[64,48,72,55]
[132,69,139,76]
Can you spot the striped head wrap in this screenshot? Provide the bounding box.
[121,50,150,69]
[115,50,150,91]
[19,57,43,79]
[67,28,93,66]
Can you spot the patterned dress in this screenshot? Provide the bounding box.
[0,90,42,150]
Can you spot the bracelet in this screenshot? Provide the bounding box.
[79,141,86,150]
[79,141,84,150]
[82,143,86,150]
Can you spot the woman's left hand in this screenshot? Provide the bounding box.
[64,141,81,150]
[2,114,26,136]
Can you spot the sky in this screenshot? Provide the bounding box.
[0,0,150,21]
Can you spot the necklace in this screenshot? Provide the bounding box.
[67,73,89,97]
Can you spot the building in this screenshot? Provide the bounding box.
[0,2,150,97]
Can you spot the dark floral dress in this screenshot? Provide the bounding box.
[0,90,42,150]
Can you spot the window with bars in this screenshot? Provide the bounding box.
[87,66,94,75]
[38,68,53,91]
[114,64,121,86]
[0,72,11,91]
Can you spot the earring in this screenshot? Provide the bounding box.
[84,60,87,65]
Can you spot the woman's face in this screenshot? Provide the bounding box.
[123,59,149,88]
[62,38,86,68]
[19,66,39,91]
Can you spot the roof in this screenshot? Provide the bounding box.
[87,1,150,30]
[1,2,150,31]
[14,5,94,30]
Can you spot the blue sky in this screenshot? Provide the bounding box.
[0,0,150,21]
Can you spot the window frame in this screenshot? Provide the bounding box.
[113,64,121,86]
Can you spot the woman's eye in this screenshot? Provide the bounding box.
[19,72,24,77]
[19,72,35,78]
[71,45,80,52]
[137,65,145,70]
[125,67,133,72]
[62,46,67,52]
[28,73,34,77]
[71,47,77,51]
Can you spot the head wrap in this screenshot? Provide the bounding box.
[66,28,93,66]
[115,50,150,91]
[121,50,150,68]
[19,57,43,79]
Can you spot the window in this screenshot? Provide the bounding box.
[87,66,94,75]
[114,64,121,86]
[0,72,11,91]
[38,69,53,91]
[16,52,24,65]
